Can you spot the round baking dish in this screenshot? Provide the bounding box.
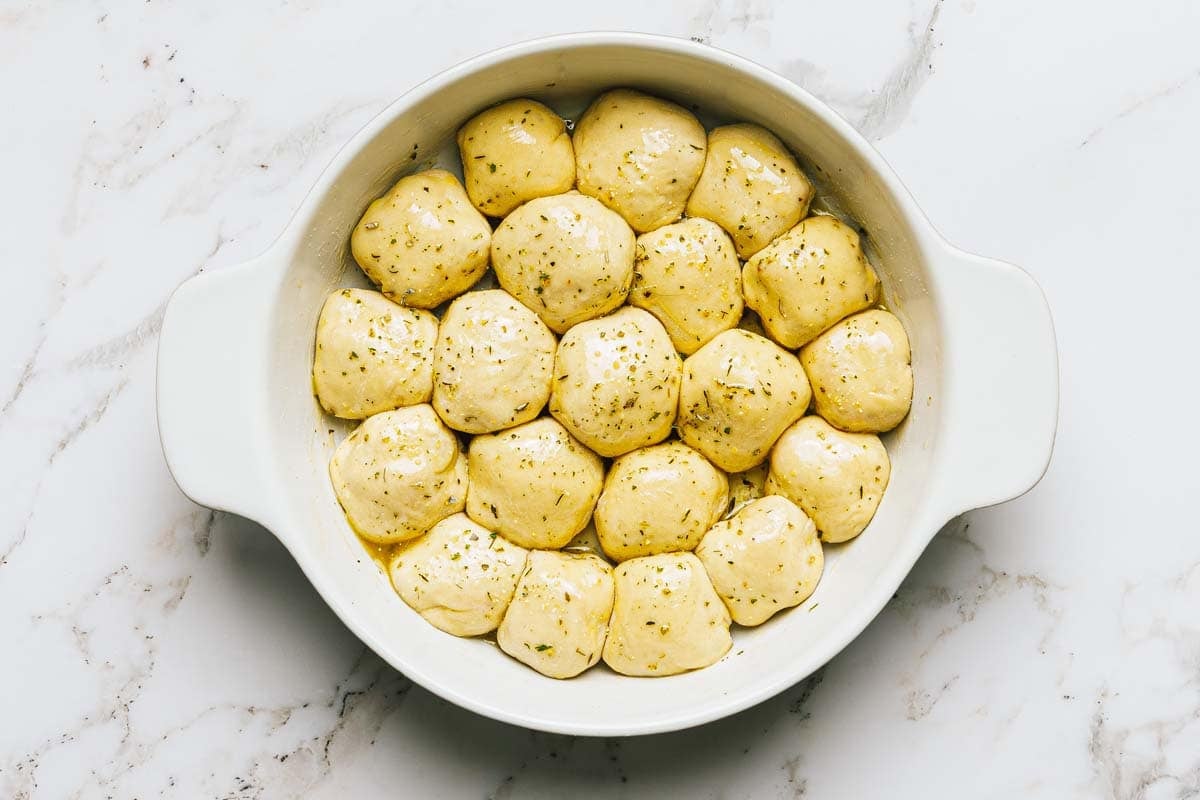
[156,33,1058,736]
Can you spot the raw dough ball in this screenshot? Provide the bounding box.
[629,217,743,355]
[573,88,707,232]
[389,513,527,636]
[497,551,615,678]
[594,441,728,561]
[466,417,605,549]
[766,416,890,543]
[350,169,491,308]
[801,309,913,433]
[313,288,438,419]
[491,192,635,333]
[549,307,682,457]
[457,98,575,217]
[695,495,823,626]
[329,405,467,543]
[726,462,768,519]
[685,124,813,258]
[602,552,732,676]
[743,215,881,348]
[677,329,812,472]
[432,289,556,434]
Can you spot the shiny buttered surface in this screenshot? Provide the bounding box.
[677,329,812,472]
[390,513,528,636]
[573,89,707,233]
[696,495,823,626]
[329,405,467,543]
[497,550,615,678]
[350,169,491,309]
[491,192,635,334]
[457,98,576,217]
[594,441,729,561]
[432,289,556,434]
[743,215,881,348]
[766,416,891,543]
[629,217,743,354]
[549,307,682,458]
[603,552,732,676]
[726,462,768,519]
[686,124,814,258]
[320,90,915,679]
[466,417,604,550]
[801,309,914,433]
[313,289,438,419]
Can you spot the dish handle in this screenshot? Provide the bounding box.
[156,256,280,527]
[931,246,1059,519]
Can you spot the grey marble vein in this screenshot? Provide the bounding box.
[1079,67,1200,148]
[782,0,943,141]
[0,376,129,569]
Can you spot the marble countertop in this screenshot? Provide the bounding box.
[4,1,1199,797]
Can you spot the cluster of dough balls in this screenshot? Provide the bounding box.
[314,88,914,680]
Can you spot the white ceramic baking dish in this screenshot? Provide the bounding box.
[156,33,1058,736]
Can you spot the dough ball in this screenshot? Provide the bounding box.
[629,217,743,355]
[389,513,527,637]
[573,88,707,232]
[801,309,913,433]
[594,441,728,561]
[313,288,438,419]
[350,169,491,308]
[457,98,575,217]
[743,215,881,348]
[766,415,890,543]
[726,462,768,519]
[685,124,813,258]
[695,495,823,626]
[465,417,604,550]
[497,551,615,678]
[432,289,556,434]
[602,552,732,676]
[677,329,812,472]
[491,192,635,333]
[329,405,466,543]
[549,307,682,457]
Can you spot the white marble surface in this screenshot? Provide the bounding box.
[3,0,1199,797]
